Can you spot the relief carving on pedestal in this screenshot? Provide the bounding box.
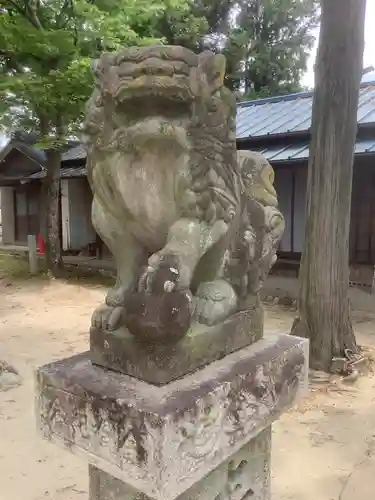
[177,386,230,460]
[39,390,152,470]
[163,347,304,481]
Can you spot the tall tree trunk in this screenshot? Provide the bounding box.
[44,150,63,276]
[291,0,366,371]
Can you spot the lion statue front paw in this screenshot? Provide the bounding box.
[91,304,126,331]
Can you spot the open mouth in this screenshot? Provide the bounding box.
[111,71,193,151]
[113,73,194,105]
[117,95,191,124]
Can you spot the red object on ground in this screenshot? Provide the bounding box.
[38,234,46,255]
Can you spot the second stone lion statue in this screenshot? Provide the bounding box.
[82,45,284,341]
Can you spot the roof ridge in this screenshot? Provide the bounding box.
[238,90,313,108]
[237,80,375,108]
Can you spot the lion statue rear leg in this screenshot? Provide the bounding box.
[91,198,147,331]
[194,279,238,326]
[186,233,239,326]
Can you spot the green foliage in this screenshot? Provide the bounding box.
[156,0,319,98]
[0,253,35,279]
[0,0,318,142]
[224,0,319,98]
[158,0,236,51]
[0,0,195,143]
[155,8,209,51]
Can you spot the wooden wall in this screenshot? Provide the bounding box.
[274,165,307,254]
[13,182,41,243]
[273,157,375,265]
[350,157,375,264]
[61,177,96,251]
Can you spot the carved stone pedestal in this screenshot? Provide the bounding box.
[89,427,271,500]
[35,333,308,500]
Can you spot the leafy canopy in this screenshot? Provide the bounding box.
[0,0,319,143]
[0,0,202,145]
[224,0,319,98]
[159,0,319,99]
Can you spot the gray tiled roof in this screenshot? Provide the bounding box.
[58,79,375,167]
[237,82,375,140]
[61,144,86,162]
[27,166,87,179]
[251,137,375,163]
[0,141,47,166]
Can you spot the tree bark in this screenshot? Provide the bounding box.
[291,0,366,371]
[44,150,63,276]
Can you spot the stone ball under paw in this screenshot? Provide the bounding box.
[124,289,193,344]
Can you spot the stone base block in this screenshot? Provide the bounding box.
[90,304,263,385]
[35,333,308,500]
[89,427,271,499]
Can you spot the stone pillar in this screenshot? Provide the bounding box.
[35,333,308,500]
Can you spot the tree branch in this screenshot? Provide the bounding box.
[55,113,65,141]
[24,0,43,29]
[4,0,26,17]
[36,109,49,136]
[4,0,43,30]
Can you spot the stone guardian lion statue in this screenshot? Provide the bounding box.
[82,45,284,340]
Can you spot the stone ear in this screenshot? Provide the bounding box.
[213,54,227,87]
[198,51,227,92]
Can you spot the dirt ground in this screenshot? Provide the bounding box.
[1,277,375,500]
